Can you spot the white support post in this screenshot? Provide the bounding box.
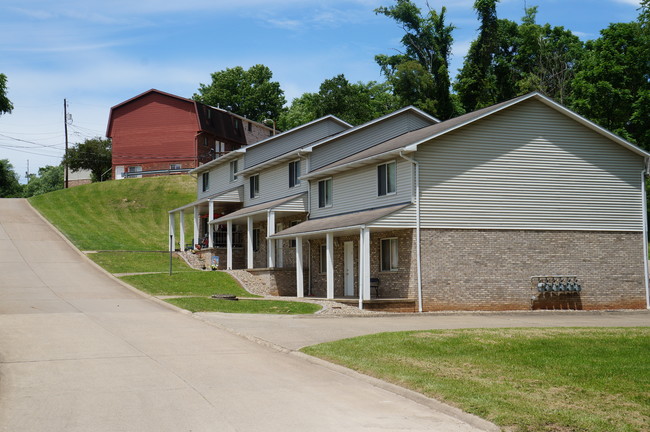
[193,206,199,247]
[226,220,233,270]
[168,213,176,251]
[296,237,304,298]
[361,227,371,301]
[267,211,276,268]
[247,216,254,269]
[358,228,364,309]
[326,232,334,299]
[179,211,185,252]
[208,200,214,248]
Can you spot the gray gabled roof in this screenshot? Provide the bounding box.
[301,92,650,180]
[210,193,306,224]
[270,203,411,239]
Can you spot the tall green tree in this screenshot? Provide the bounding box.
[63,137,112,182]
[193,64,286,123]
[23,165,64,197]
[455,0,500,111]
[375,1,458,119]
[0,159,22,197]
[569,21,649,149]
[278,75,399,130]
[0,73,13,115]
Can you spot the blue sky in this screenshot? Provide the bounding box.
[0,0,642,182]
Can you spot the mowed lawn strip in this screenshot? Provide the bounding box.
[120,271,258,298]
[29,176,196,251]
[88,251,191,273]
[168,297,322,314]
[302,327,650,432]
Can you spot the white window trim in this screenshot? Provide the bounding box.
[318,177,333,208]
[289,160,301,188]
[380,237,399,272]
[249,174,260,199]
[202,172,210,192]
[377,161,397,197]
[319,243,327,274]
[230,160,238,182]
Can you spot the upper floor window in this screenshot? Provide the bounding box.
[249,174,260,199]
[380,238,399,272]
[289,160,301,188]
[230,160,238,182]
[378,161,396,196]
[202,172,210,192]
[318,178,332,208]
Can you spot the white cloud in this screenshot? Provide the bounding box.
[612,0,641,5]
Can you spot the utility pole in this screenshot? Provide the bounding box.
[25,159,29,180]
[64,99,69,189]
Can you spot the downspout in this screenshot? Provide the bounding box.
[643,162,649,309]
[399,151,423,313]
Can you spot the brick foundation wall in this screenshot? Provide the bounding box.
[420,229,647,311]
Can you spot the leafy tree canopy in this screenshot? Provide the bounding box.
[62,137,112,182]
[0,159,22,197]
[0,73,13,115]
[278,75,400,130]
[23,165,64,197]
[375,1,459,119]
[193,64,286,123]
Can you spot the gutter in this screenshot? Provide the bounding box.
[399,151,423,313]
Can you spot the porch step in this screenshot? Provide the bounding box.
[336,298,417,313]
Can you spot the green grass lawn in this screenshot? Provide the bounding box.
[88,251,190,273]
[167,297,322,314]
[120,271,258,297]
[302,327,650,432]
[29,176,195,250]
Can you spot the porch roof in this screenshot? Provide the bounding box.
[168,186,243,213]
[210,193,306,224]
[270,203,411,239]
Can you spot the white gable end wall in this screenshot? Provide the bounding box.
[198,157,243,200]
[416,99,645,231]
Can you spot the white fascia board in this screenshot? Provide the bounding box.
[300,148,414,181]
[271,224,366,239]
[190,148,246,174]
[237,148,312,177]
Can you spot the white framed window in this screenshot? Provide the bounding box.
[380,238,399,272]
[377,161,396,196]
[249,174,259,198]
[202,172,210,192]
[230,160,238,181]
[170,163,181,170]
[320,244,327,274]
[289,160,301,188]
[318,178,332,208]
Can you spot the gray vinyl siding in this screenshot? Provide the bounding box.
[244,159,308,207]
[310,112,434,171]
[276,194,308,212]
[244,119,348,169]
[197,157,244,200]
[416,99,645,231]
[369,204,416,228]
[310,158,413,219]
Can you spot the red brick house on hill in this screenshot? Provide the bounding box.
[106,89,274,179]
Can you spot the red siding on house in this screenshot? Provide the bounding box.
[109,91,199,171]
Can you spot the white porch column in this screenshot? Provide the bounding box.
[267,211,276,268]
[295,237,304,298]
[247,216,254,269]
[193,206,200,247]
[226,220,233,270]
[179,211,185,252]
[326,232,334,299]
[208,200,214,248]
[168,213,175,251]
[361,227,371,301]
[358,228,364,309]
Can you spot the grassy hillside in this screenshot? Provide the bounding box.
[29,175,195,250]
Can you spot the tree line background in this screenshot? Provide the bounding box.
[1,0,648,197]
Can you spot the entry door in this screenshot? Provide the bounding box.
[344,241,354,296]
[275,222,283,268]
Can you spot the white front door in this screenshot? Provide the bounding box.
[344,241,354,296]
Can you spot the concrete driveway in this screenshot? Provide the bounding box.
[0,199,494,432]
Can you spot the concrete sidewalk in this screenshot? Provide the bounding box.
[196,309,650,351]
